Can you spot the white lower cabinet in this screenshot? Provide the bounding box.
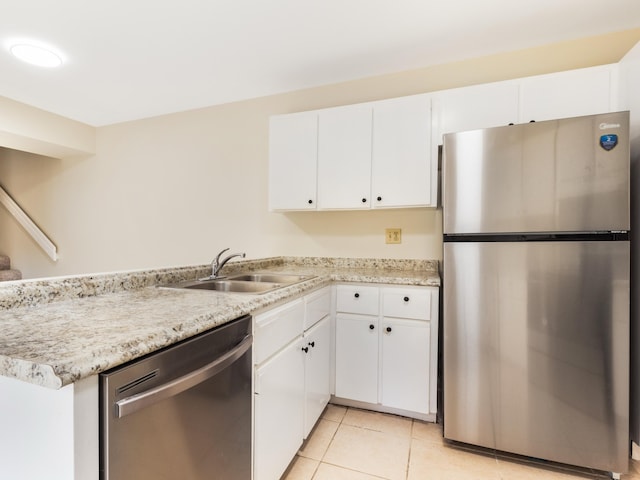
[303,315,331,437]
[334,284,439,420]
[380,317,430,413]
[253,283,438,478]
[253,287,331,480]
[254,337,305,480]
[335,313,378,403]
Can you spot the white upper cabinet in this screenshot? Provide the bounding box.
[270,95,435,211]
[519,65,616,123]
[268,63,621,212]
[268,111,318,211]
[433,81,519,143]
[372,95,434,208]
[618,42,640,154]
[317,104,373,209]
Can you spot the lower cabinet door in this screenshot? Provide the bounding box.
[381,318,430,414]
[335,313,379,403]
[254,338,305,480]
[303,315,331,438]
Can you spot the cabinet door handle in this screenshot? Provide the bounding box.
[404,296,410,302]
[308,341,315,348]
[308,199,313,204]
[354,293,360,298]
[386,326,392,333]
[369,324,375,330]
[377,196,382,201]
[361,198,367,203]
[302,346,309,353]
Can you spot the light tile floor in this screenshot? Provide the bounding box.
[283,405,640,480]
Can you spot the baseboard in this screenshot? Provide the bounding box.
[330,396,436,422]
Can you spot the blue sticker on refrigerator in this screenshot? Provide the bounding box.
[599,134,618,151]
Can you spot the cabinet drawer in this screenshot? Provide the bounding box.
[336,285,379,315]
[305,287,331,330]
[254,299,305,364]
[382,287,431,320]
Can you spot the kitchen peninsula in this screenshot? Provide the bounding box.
[0,256,439,480]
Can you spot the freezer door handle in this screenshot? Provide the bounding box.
[115,334,252,418]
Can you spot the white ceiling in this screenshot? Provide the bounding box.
[2,0,640,127]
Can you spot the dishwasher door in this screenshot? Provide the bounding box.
[100,315,252,480]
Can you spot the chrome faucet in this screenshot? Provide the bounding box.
[201,248,246,280]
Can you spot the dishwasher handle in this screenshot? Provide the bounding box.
[115,334,252,419]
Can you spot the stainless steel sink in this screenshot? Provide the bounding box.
[162,272,316,294]
[185,280,281,293]
[227,273,314,284]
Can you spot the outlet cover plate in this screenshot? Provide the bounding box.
[385,228,402,244]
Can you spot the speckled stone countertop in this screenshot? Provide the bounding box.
[0,256,439,389]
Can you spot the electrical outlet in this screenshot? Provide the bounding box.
[385,228,402,244]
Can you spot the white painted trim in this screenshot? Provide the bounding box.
[0,184,57,261]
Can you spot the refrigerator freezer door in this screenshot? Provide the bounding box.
[443,240,630,474]
[442,111,629,235]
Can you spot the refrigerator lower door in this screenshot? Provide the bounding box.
[443,240,630,474]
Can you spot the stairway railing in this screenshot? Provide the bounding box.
[0,185,57,261]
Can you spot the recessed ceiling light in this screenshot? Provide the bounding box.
[9,43,63,68]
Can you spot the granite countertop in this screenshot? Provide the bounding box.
[0,256,440,389]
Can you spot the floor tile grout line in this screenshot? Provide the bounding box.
[304,407,636,480]
[316,459,392,480]
[404,418,414,480]
[309,407,347,479]
[309,458,321,480]
[332,406,412,480]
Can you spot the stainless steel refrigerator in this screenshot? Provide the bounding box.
[442,111,630,477]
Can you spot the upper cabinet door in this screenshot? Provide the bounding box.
[433,81,520,144]
[371,95,434,208]
[519,65,615,123]
[317,105,373,209]
[269,111,318,211]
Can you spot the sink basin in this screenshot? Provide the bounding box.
[228,273,314,284]
[184,280,280,293]
[162,273,316,294]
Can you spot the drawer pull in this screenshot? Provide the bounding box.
[369,324,375,330]
[302,346,309,353]
[403,296,410,302]
[354,293,360,298]
[386,326,392,333]
[308,341,315,348]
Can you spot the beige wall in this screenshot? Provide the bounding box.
[1,29,639,279]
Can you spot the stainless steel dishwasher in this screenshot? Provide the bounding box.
[100,315,252,480]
